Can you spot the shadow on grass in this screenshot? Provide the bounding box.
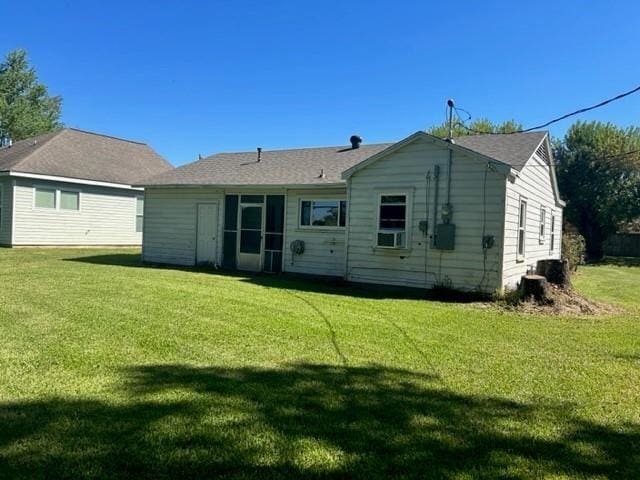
[65,253,487,302]
[1,363,638,479]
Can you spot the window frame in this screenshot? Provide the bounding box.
[298,198,347,230]
[59,189,81,212]
[517,198,527,261]
[375,192,410,249]
[135,196,144,233]
[539,206,546,244]
[550,212,556,253]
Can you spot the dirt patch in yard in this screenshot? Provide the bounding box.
[497,284,620,316]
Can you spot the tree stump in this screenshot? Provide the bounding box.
[536,259,571,287]
[520,275,550,303]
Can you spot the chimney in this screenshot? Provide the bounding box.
[350,135,362,149]
[257,147,262,162]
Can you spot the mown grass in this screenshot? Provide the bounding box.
[0,248,638,479]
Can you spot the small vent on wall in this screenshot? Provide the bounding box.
[535,142,550,165]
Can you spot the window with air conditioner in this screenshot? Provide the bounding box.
[377,194,407,248]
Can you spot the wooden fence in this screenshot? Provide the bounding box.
[604,233,640,257]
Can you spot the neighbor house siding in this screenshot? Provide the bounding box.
[502,153,563,289]
[0,178,13,245]
[283,188,347,277]
[346,138,506,292]
[12,178,143,246]
[143,187,223,266]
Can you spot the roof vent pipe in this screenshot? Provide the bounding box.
[446,99,455,144]
[257,147,262,162]
[350,135,362,149]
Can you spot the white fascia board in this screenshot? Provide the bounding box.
[2,171,142,191]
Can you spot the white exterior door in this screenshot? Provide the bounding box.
[196,203,219,265]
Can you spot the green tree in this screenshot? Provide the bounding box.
[0,49,62,145]
[554,121,640,259]
[428,118,522,138]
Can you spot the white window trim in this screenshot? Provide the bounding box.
[59,188,82,212]
[539,206,546,244]
[517,197,527,261]
[136,195,144,233]
[550,211,556,253]
[375,191,412,250]
[298,198,347,230]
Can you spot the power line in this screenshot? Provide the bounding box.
[455,84,640,135]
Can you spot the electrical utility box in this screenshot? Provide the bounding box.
[434,223,456,250]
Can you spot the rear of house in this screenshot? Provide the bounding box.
[0,129,171,246]
[139,131,564,293]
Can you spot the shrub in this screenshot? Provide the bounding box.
[562,232,586,271]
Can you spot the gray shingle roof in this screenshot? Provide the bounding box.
[0,128,172,185]
[139,131,548,187]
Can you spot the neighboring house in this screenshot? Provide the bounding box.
[0,128,171,246]
[138,131,564,292]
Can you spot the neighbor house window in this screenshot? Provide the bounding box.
[300,200,346,228]
[517,199,527,259]
[60,190,79,211]
[35,187,56,209]
[550,213,556,252]
[136,197,144,233]
[377,194,407,248]
[0,184,3,230]
[539,207,546,244]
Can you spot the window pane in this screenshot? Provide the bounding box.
[35,188,56,208]
[381,195,406,204]
[265,233,283,251]
[519,202,526,228]
[266,195,284,233]
[136,216,143,233]
[379,205,406,229]
[59,191,79,210]
[241,206,262,229]
[518,230,525,255]
[136,197,144,215]
[339,201,347,227]
[300,201,311,226]
[240,230,261,253]
[224,195,238,230]
[240,195,264,204]
[312,201,338,227]
[378,232,395,247]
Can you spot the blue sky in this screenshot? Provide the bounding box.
[2,1,639,166]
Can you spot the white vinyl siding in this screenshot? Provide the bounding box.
[502,148,563,289]
[347,137,505,292]
[0,178,12,245]
[12,178,143,245]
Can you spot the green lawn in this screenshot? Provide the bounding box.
[0,249,638,479]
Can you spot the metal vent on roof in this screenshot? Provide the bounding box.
[535,142,550,165]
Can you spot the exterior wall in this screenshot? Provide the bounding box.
[346,138,507,292]
[283,188,347,277]
[143,187,224,266]
[502,153,564,289]
[0,177,13,245]
[12,178,143,246]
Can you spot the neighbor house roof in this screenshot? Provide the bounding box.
[0,128,172,185]
[138,131,548,187]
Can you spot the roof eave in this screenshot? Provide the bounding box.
[137,182,347,189]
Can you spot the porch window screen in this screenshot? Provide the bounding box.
[264,195,285,273]
[517,199,527,259]
[223,195,238,268]
[377,194,407,248]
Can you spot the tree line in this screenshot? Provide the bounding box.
[1,48,638,260]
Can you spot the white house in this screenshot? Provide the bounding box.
[138,131,564,293]
[0,128,171,246]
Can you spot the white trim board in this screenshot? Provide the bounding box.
[0,171,142,191]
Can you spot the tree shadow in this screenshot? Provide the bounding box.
[590,256,640,267]
[1,363,638,479]
[65,253,488,302]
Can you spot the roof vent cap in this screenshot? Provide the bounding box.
[350,135,362,149]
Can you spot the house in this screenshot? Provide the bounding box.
[138,131,564,292]
[0,128,171,246]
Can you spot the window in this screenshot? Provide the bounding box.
[0,184,3,230]
[377,194,407,248]
[60,190,79,211]
[136,197,144,233]
[35,187,56,209]
[539,207,546,244]
[517,199,527,259]
[550,213,556,252]
[300,200,346,228]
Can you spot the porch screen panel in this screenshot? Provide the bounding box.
[223,195,238,268]
[264,195,284,273]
